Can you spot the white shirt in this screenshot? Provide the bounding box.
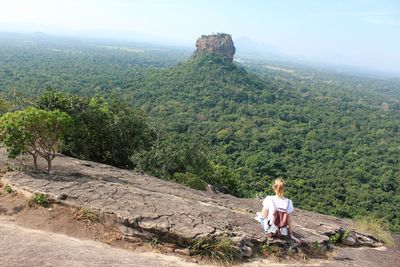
[261,195,294,235]
[263,195,294,214]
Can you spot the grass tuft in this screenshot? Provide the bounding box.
[189,236,239,264]
[75,207,100,223]
[355,216,394,246]
[150,237,162,246]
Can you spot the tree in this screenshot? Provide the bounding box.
[36,89,154,168]
[204,163,242,196]
[0,107,72,174]
[131,132,210,179]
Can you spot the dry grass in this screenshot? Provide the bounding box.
[355,216,394,246]
[75,207,101,223]
[189,236,239,264]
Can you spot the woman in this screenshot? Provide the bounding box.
[256,178,299,241]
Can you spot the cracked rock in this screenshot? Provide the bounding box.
[0,148,384,254]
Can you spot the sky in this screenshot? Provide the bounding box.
[0,0,399,74]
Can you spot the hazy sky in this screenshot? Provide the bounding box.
[0,0,399,74]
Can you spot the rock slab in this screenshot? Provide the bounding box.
[0,150,382,257]
[194,33,236,62]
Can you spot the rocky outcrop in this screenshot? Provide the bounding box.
[193,33,235,62]
[0,149,383,259]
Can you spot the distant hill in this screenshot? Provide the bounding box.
[235,36,285,61]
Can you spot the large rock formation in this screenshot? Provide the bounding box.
[194,33,236,62]
[0,149,383,260]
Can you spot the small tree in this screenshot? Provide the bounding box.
[0,107,72,174]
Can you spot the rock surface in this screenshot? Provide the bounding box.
[0,216,212,267]
[194,33,235,62]
[0,150,382,257]
[2,215,397,267]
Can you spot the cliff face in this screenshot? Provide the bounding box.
[194,33,236,62]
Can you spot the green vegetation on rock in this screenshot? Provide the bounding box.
[4,184,13,194]
[33,193,48,206]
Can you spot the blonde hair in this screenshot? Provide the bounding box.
[272,178,286,198]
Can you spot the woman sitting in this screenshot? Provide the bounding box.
[255,178,299,242]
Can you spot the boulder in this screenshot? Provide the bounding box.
[193,33,235,62]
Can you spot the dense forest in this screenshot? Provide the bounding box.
[1,33,399,231]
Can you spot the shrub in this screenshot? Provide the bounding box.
[329,231,348,244]
[4,184,12,194]
[131,132,209,179]
[171,172,207,190]
[33,193,48,206]
[262,240,271,253]
[204,163,242,196]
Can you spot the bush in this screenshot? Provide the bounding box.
[33,193,48,206]
[204,163,242,196]
[131,132,210,178]
[4,184,12,194]
[328,229,349,244]
[171,172,207,190]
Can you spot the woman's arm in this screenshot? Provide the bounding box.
[261,207,268,219]
[261,197,269,219]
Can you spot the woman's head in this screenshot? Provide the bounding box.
[272,178,286,197]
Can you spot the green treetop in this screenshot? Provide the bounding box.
[0,107,72,174]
